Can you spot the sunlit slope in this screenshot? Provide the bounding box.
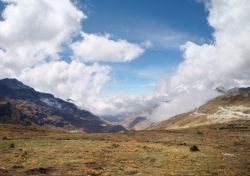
[154,90,250,130]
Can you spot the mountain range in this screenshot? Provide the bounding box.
[0,78,249,133]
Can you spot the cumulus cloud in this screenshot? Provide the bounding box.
[150,0,250,121]
[71,32,145,62]
[167,0,250,94]
[0,0,85,74]
[19,61,111,110]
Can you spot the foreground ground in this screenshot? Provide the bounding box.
[0,121,250,176]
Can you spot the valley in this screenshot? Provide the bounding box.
[0,0,250,175]
[0,79,250,175]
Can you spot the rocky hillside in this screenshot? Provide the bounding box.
[154,89,250,130]
[0,78,125,133]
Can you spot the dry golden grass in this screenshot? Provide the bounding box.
[0,121,249,176]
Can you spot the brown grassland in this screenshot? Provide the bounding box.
[0,120,250,176]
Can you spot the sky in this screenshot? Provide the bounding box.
[78,0,213,95]
[0,0,249,121]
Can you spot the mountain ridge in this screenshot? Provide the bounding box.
[0,78,125,133]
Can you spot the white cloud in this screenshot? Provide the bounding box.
[151,0,250,121]
[166,0,250,94]
[0,0,85,75]
[131,23,195,49]
[149,90,219,122]
[19,61,111,110]
[71,32,145,62]
[88,93,168,118]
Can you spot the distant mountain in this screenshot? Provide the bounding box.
[154,88,250,130]
[0,78,125,133]
[101,115,125,124]
[121,116,155,130]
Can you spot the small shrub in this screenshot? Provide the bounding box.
[9,143,15,149]
[197,131,203,135]
[190,145,199,152]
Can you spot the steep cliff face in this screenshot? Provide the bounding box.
[0,78,125,133]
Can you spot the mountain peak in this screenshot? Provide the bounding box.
[0,78,33,90]
[0,78,39,100]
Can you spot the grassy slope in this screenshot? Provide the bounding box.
[0,121,250,176]
[154,92,250,130]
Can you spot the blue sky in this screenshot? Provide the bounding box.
[74,0,213,95]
